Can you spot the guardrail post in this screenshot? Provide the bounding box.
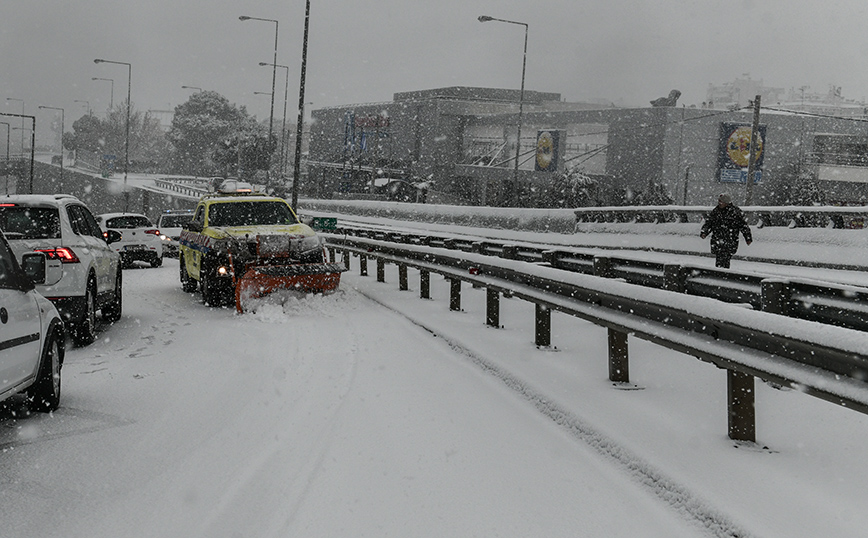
[327,247,336,263]
[535,304,551,347]
[761,280,790,315]
[359,253,368,277]
[399,264,408,291]
[420,269,430,299]
[594,256,614,278]
[501,245,518,260]
[608,329,629,383]
[342,249,351,271]
[663,264,685,292]
[377,258,386,282]
[486,288,500,327]
[449,278,461,311]
[727,370,756,442]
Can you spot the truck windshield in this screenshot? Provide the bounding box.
[207,201,298,227]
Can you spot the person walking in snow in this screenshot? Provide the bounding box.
[700,193,752,268]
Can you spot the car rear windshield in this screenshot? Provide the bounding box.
[0,206,61,239]
[159,215,193,227]
[207,201,297,227]
[105,215,153,229]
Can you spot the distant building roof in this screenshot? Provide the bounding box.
[393,86,561,104]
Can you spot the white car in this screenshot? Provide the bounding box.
[97,212,164,268]
[156,210,193,258]
[0,195,123,346]
[0,230,65,411]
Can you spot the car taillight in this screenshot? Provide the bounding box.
[35,247,80,263]
[0,203,17,207]
[145,229,160,235]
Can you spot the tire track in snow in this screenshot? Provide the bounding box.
[358,289,758,538]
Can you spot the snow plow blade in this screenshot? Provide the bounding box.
[235,262,347,313]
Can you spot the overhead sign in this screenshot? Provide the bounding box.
[718,122,766,183]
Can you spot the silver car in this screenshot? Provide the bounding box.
[0,229,65,411]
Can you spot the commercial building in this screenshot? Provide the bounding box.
[306,86,868,207]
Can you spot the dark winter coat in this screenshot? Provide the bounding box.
[700,204,752,255]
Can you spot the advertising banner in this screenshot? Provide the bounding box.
[718,122,766,183]
[535,130,563,172]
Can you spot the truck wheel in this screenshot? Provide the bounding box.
[180,257,198,292]
[28,323,63,412]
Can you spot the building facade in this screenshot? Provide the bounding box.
[306,86,868,207]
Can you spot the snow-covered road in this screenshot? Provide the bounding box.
[2,258,867,537]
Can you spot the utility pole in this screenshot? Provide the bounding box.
[744,95,761,206]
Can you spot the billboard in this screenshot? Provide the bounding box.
[718,122,766,183]
[535,130,565,172]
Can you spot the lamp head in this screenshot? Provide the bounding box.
[478,16,494,22]
[239,16,250,21]
[94,58,104,64]
[258,62,268,66]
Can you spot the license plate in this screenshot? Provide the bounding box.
[124,245,146,251]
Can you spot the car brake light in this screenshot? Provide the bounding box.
[0,203,17,207]
[145,229,160,235]
[35,247,80,263]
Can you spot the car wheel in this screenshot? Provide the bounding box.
[180,256,198,292]
[28,322,63,412]
[72,280,98,346]
[151,255,163,268]
[102,269,123,323]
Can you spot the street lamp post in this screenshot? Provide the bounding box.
[260,62,290,179]
[5,98,25,158]
[92,77,115,112]
[38,105,65,190]
[74,100,90,115]
[94,58,131,212]
[240,15,279,185]
[0,122,9,160]
[291,0,312,210]
[0,112,36,193]
[478,15,528,207]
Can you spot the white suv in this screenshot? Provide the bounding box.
[0,230,64,411]
[96,212,163,268]
[0,195,122,346]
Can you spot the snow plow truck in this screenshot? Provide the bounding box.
[178,181,345,312]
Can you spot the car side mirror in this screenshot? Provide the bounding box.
[20,253,46,286]
[104,230,122,244]
[185,221,203,233]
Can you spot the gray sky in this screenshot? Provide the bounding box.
[3,0,868,130]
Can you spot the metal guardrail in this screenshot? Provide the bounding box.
[573,205,868,228]
[331,225,868,333]
[323,234,868,444]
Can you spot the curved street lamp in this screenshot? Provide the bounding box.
[240,15,279,185]
[94,58,132,212]
[91,77,115,111]
[478,14,528,207]
[74,100,90,115]
[260,61,290,178]
[0,122,9,161]
[5,97,25,158]
[38,105,65,190]
[181,85,203,92]
[1,112,36,192]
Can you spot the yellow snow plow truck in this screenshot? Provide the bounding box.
[178,182,345,312]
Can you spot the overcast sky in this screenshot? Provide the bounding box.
[3,0,868,130]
